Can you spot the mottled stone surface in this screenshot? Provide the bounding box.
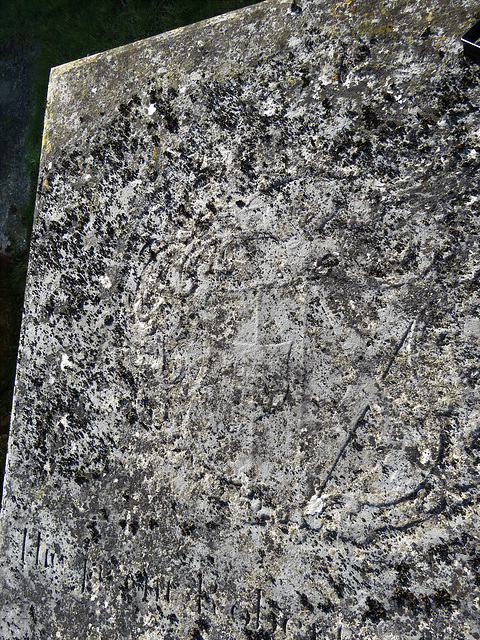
[1,0,480,638]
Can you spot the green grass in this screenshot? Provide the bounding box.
[0,0,260,500]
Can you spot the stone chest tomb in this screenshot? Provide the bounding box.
[1,0,480,638]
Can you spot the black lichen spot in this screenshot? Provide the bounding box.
[419,593,431,614]
[395,587,419,612]
[120,367,136,391]
[395,560,411,585]
[298,592,314,611]
[433,588,455,610]
[383,90,395,103]
[149,518,159,529]
[324,529,337,542]
[193,169,210,189]
[430,542,450,561]
[236,199,246,208]
[206,201,217,213]
[124,167,138,184]
[181,520,195,536]
[74,472,88,486]
[245,630,272,640]
[317,597,333,612]
[301,70,311,88]
[351,434,363,451]
[109,139,125,160]
[164,113,179,133]
[240,153,255,176]
[87,521,100,544]
[365,596,387,622]
[290,1,302,15]
[178,203,192,220]
[149,87,162,104]
[354,43,371,64]
[122,119,131,137]
[189,627,202,640]
[197,618,210,632]
[368,263,386,278]
[119,519,127,530]
[118,103,131,117]
[470,551,480,585]
[362,104,380,129]
[121,576,132,602]
[130,518,139,535]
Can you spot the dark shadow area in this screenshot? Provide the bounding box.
[0,250,26,502]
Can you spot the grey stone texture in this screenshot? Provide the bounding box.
[1,0,480,638]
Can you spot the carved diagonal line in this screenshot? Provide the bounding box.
[316,404,371,499]
[382,320,415,380]
[317,318,415,500]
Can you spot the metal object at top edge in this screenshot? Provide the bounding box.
[462,18,480,61]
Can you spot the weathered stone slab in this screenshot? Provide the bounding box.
[1,1,480,638]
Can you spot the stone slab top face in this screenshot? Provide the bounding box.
[1,0,480,638]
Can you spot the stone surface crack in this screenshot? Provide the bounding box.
[316,404,370,500]
[317,318,417,508]
[382,319,414,380]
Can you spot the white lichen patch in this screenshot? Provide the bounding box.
[98,274,112,289]
[60,354,73,371]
